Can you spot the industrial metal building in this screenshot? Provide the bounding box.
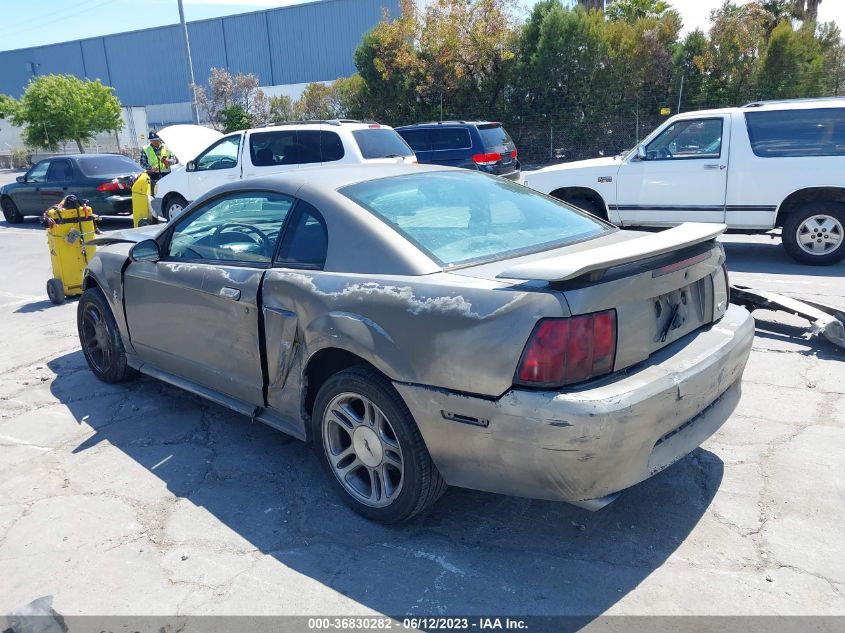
[0,0,399,128]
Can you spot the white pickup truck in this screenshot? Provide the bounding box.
[523,98,845,265]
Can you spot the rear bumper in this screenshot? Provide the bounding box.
[395,304,754,507]
[98,195,132,216]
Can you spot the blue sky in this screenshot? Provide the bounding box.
[2,0,844,52]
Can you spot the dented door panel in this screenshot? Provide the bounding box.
[124,260,265,405]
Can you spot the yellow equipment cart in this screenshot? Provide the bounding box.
[44,196,97,305]
[132,171,155,227]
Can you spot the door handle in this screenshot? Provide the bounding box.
[704,164,727,170]
[219,286,241,301]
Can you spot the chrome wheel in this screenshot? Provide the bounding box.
[81,303,112,375]
[322,392,404,508]
[796,214,844,256]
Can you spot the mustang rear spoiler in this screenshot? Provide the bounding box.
[496,223,727,282]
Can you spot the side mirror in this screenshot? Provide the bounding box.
[129,239,161,263]
[16,176,25,183]
[186,160,195,172]
[636,144,647,161]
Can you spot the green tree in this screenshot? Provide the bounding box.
[756,21,827,98]
[268,94,299,124]
[296,82,335,120]
[354,0,424,122]
[331,74,367,119]
[0,94,16,120]
[220,105,251,133]
[606,0,671,23]
[10,75,122,152]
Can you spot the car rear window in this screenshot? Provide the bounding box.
[76,155,141,177]
[352,129,414,159]
[745,108,845,157]
[477,124,513,149]
[340,171,608,267]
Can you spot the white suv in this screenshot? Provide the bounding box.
[153,120,416,220]
[524,98,845,265]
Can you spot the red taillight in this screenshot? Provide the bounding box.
[97,179,126,192]
[472,152,501,166]
[516,311,617,387]
[368,123,381,128]
[511,149,518,159]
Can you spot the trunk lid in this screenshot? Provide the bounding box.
[455,223,728,372]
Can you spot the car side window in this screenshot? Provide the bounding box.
[26,161,50,183]
[398,129,430,152]
[645,118,723,160]
[429,128,472,150]
[46,159,73,182]
[296,131,323,165]
[196,135,241,171]
[320,131,345,162]
[276,201,328,269]
[167,192,293,264]
[746,107,845,157]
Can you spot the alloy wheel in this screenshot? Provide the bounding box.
[322,392,404,508]
[81,303,112,375]
[796,214,844,256]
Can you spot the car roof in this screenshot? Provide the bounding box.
[395,121,500,129]
[45,153,129,161]
[254,120,394,133]
[671,97,845,120]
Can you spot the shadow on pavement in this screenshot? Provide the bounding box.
[14,299,71,314]
[722,239,845,276]
[752,315,844,360]
[48,350,722,618]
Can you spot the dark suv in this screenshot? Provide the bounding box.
[395,121,520,180]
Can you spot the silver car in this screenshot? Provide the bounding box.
[79,164,753,522]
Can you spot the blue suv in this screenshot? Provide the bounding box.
[395,121,520,180]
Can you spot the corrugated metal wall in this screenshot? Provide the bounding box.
[0,0,398,104]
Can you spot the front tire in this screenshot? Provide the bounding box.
[77,288,137,383]
[164,194,188,221]
[312,366,447,523]
[1,197,24,224]
[782,202,845,265]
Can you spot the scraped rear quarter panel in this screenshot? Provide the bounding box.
[260,270,569,405]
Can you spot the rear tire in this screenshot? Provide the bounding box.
[77,287,137,383]
[312,366,447,523]
[782,202,845,265]
[164,194,188,221]
[1,197,23,224]
[46,278,65,305]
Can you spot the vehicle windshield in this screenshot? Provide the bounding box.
[340,171,609,267]
[76,155,141,177]
[352,129,414,159]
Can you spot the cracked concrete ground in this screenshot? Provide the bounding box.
[0,195,842,618]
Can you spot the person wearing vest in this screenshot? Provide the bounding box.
[140,132,176,182]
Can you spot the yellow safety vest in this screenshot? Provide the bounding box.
[143,144,172,172]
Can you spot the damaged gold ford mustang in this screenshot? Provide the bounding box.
[78,164,753,522]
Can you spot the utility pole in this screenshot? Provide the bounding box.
[677,72,685,113]
[178,0,199,124]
